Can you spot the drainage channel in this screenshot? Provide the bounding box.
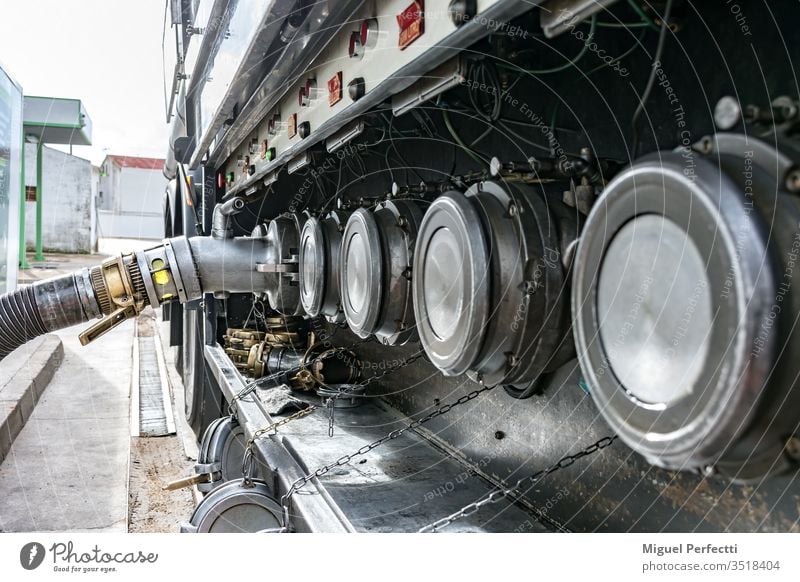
[131,312,176,438]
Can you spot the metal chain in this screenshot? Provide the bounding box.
[227,378,261,416]
[249,406,318,443]
[282,381,497,528]
[360,350,427,388]
[417,435,618,533]
[241,406,318,485]
[326,349,427,437]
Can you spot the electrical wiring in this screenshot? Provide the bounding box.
[470,125,494,148]
[411,109,436,138]
[497,120,576,156]
[380,113,427,182]
[502,116,579,133]
[497,15,597,76]
[625,0,660,30]
[596,20,650,28]
[586,25,649,76]
[467,60,503,122]
[417,107,439,137]
[631,0,674,156]
[443,108,488,167]
[547,25,649,142]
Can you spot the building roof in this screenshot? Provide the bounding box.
[106,155,164,170]
[23,96,93,146]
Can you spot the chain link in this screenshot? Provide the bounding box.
[326,396,336,437]
[241,405,318,486]
[281,381,496,527]
[227,377,261,416]
[417,435,618,532]
[325,349,427,437]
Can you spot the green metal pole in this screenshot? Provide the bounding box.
[34,140,44,262]
[19,137,29,270]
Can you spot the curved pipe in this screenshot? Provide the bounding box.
[211,198,246,239]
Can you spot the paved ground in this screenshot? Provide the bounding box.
[0,335,63,463]
[0,241,197,533]
[0,324,133,532]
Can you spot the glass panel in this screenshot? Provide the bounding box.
[0,66,22,293]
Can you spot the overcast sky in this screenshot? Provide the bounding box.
[0,0,169,166]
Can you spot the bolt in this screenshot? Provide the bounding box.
[785,168,800,193]
[785,436,800,461]
[714,96,742,131]
[448,0,477,26]
[507,203,518,218]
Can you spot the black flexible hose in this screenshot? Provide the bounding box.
[0,285,49,360]
[0,271,101,361]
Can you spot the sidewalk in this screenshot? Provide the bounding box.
[0,242,196,532]
[0,324,133,532]
[0,336,63,463]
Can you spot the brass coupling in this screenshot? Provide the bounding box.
[78,253,149,346]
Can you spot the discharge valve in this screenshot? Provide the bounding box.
[0,233,271,361]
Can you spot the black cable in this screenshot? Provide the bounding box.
[586,25,649,76]
[549,26,649,143]
[381,113,426,182]
[630,0,674,157]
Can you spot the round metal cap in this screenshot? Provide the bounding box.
[321,210,348,323]
[413,191,490,375]
[340,209,383,337]
[597,214,713,406]
[264,214,304,315]
[197,416,250,492]
[185,479,282,533]
[371,199,424,345]
[299,216,326,316]
[572,152,775,470]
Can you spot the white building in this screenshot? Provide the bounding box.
[97,155,166,240]
[23,144,95,254]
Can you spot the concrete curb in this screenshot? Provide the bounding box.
[0,335,64,463]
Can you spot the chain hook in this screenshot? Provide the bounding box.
[241,444,256,487]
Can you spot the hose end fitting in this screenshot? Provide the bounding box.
[78,252,150,345]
